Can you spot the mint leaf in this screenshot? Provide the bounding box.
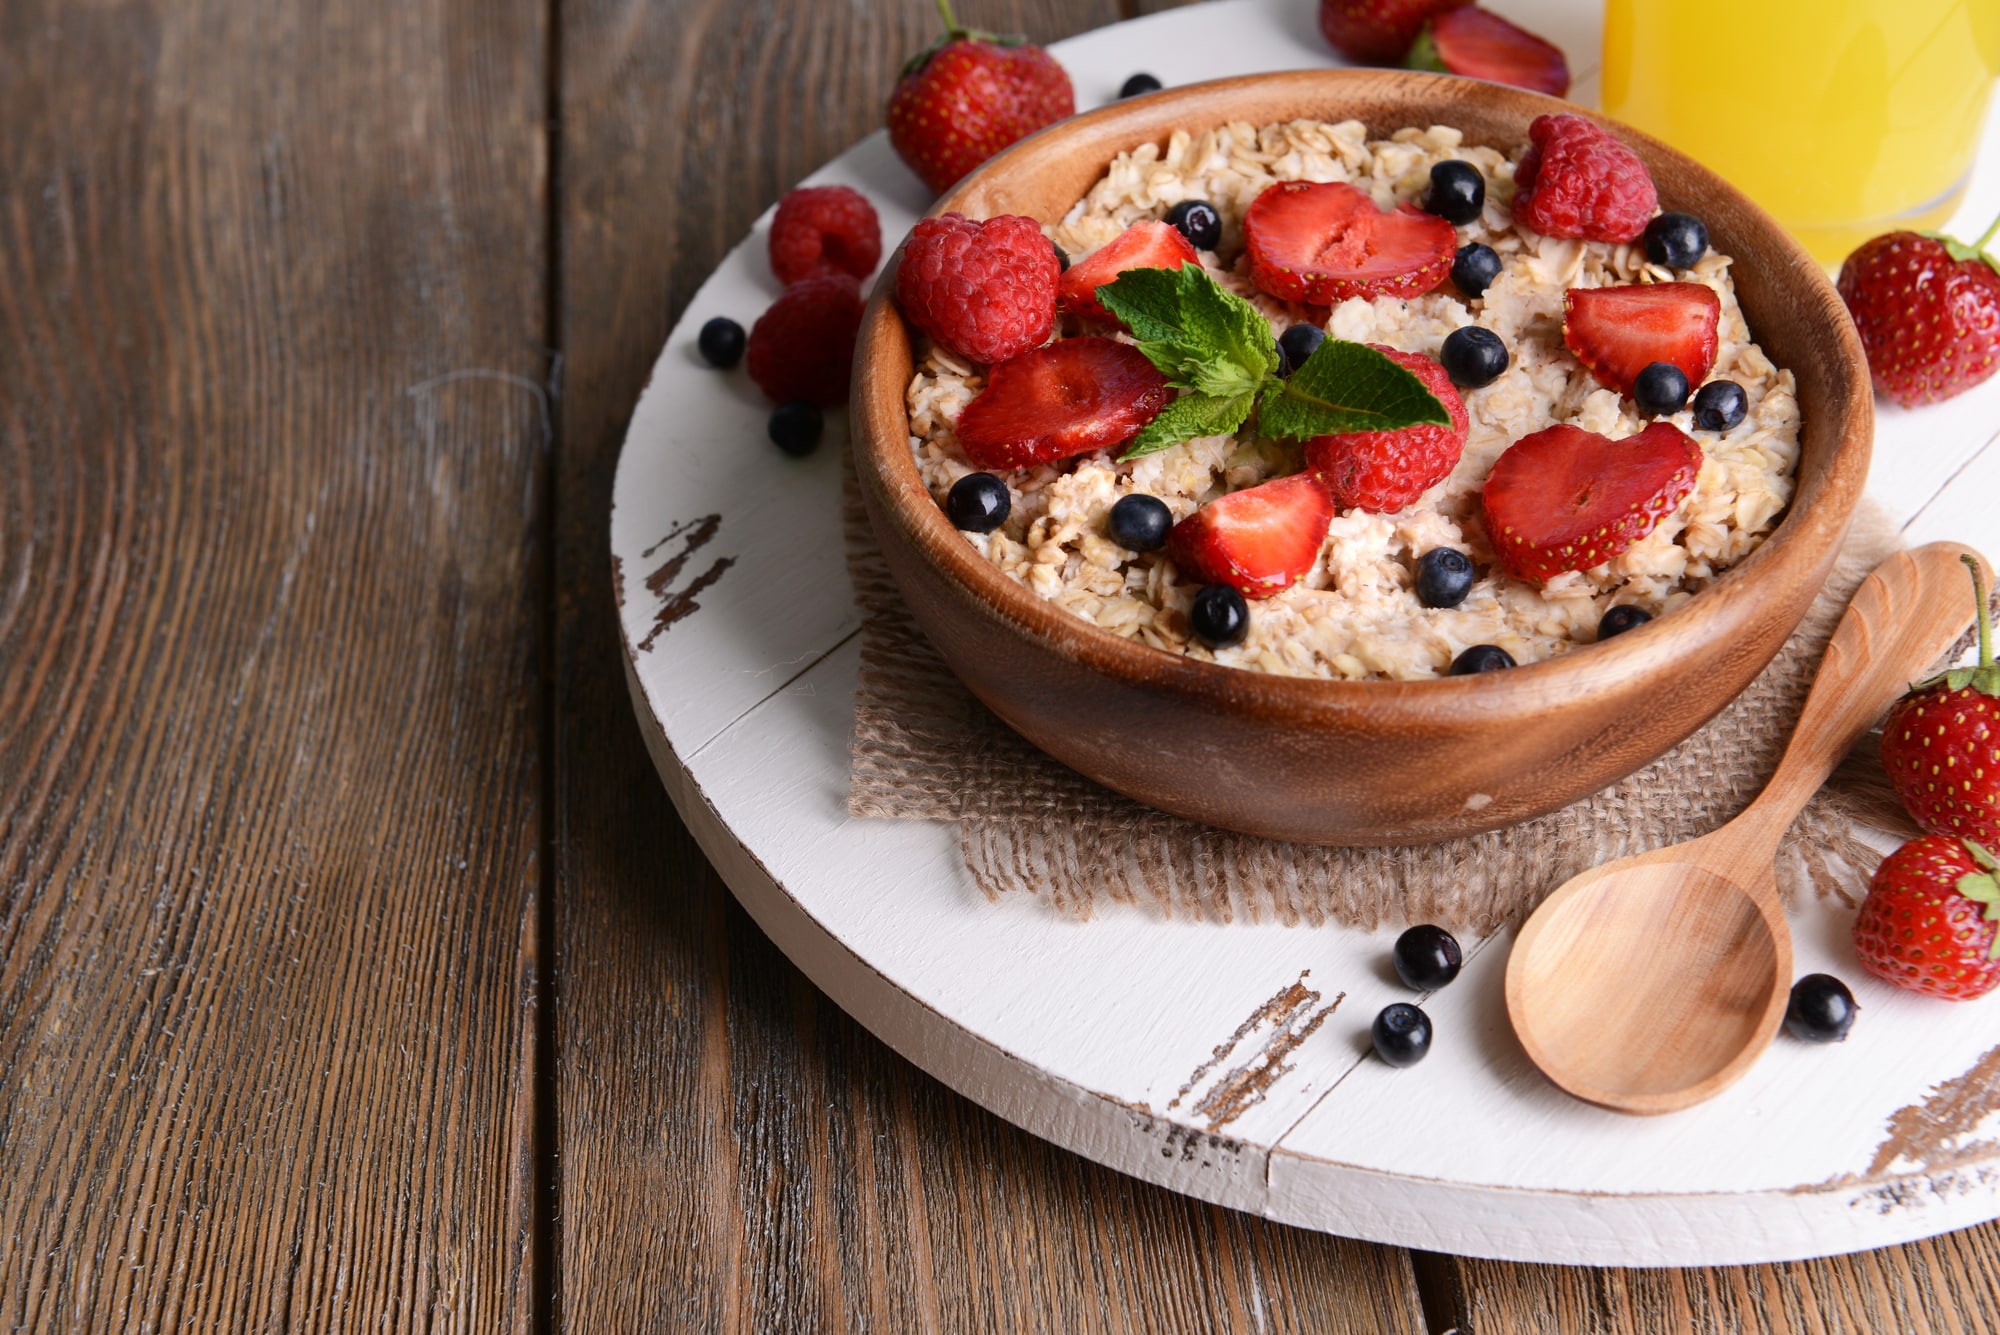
[1097,264,1279,400]
[1261,338,1452,440]
[1119,391,1256,460]
[1093,266,1186,345]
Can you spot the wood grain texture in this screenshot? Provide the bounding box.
[554,0,1425,1329]
[0,0,548,1327]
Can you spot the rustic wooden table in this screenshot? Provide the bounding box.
[5,0,2000,1328]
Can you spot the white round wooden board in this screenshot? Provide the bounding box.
[611,0,2000,1266]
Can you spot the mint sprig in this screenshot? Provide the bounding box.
[1095,264,1449,460]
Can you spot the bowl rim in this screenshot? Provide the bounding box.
[850,67,1871,726]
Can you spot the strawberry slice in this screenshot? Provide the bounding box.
[1305,347,1468,513]
[954,337,1171,469]
[1481,422,1702,581]
[1244,181,1456,305]
[1408,8,1570,98]
[1168,473,1335,599]
[1059,220,1201,323]
[1562,283,1721,396]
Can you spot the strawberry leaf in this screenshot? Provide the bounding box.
[1262,338,1454,440]
[1119,390,1256,460]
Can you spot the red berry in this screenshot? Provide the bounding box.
[1512,113,1658,243]
[1059,220,1201,324]
[1244,180,1456,305]
[768,185,882,287]
[1317,0,1470,64]
[1853,835,2000,1001]
[1881,555,2000,846]
[1562,283,1720,397]
[745,274,865,406]
[1169,473,1335,600]
[886,30,1073,196]
[1408,8,1570,98]
[953,337,1170,469]
[1304,347,1468,513]
[896,212,1059,365]
[1838,229,2000,407]
[1480,421,1701,581]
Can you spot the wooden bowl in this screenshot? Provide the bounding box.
[850,68,1871,847]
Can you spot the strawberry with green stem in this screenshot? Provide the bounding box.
[1838,211,2000,407]
[886,0,1074,195]
[1881,553,2000,846]
[1853,835,2000,1000]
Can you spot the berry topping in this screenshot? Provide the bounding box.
[1318,0,1470,64]
[896,212,1059,364]
[1278,323,1328,376]
[1107,493,1172,552]
[1596,604,1652,640]
[746,274,865,406]
[1439,325,1508,389]
[1451,242,1502,299]
[1854,835,2000,1000]
[1881,555,2000,848]
[1415,547,1474,609]
[945,472,1011,532]
[1120,72,1163,97]
[1784,974,1858,1043]
[1245,180,1457,304]
[1512,113,1658,243]
[1371,1003,1433,1067]
[768,401,824,456]
[1407,7,1570,98]
[1633,361,1691,417]
[768,185,883,286]
[1168,472,1335,600]
[1051,241,1070,271]
[1304,347,1467,513]
[1562,282,1721,397]
[1422,160,1486,226]
[1481,422,1702,582]
[1450,644,1515,674]
[697,316,746,369]
[1643,211,1710,270]
[886,1,1075,195]
[1692,379,1748,432]
[1838,217,2000,407]
[1393,925,1464,990]
[1165,199,1223,251]
[954,337,1170,469]
[1059,220,1202,323]
[1191,584,1249,647]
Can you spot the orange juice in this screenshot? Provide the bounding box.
[1602,0,1998,263]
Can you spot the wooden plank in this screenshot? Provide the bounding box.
[557,0,1427,1328]
[0,0,548,1329]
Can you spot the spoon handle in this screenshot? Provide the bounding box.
[1738,542,1988,848]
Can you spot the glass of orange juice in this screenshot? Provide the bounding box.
[1602,0,1998,264]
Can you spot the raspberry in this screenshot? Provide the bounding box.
[1511,114,1658,243]
[768,185,882,286]
[894,212,1058,365]
[745,274,865,406]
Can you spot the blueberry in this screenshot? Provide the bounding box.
[1643,211,1709,269]
[946,472,1011,532]
[1190,584,1248,647]
[698,316,746,368]
[1423,160,1486,226]
[1392,925,1463,991]
[768,401,823,456]
[1165,199,1222,251]
[1451,243,1502,300]
[1278,323,1326,376]
[1052,241,1071,272]
[1597,604,1652,640]
[1450,644,1515,675]
[1372,1003,1433,1067]
[1415,548,1474,609]
[1439,326,1509,389]
[1692,378,1748,432]
[1785,974,1858,1043]
[1108,494,1172,552]
[1633,361,1690,416]
[1120,72,1163,98]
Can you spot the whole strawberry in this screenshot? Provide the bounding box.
[1853,835,2000,1000]
[886,0,1074,196]
[1305,347,1468,512]
[1318,0,1470,64]
[1882,554,2000,844]
[1837,216,2000,407]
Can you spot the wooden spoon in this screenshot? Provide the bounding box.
[1506,542,1989,1115]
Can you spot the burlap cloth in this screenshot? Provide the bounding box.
[846,460,1950,933]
